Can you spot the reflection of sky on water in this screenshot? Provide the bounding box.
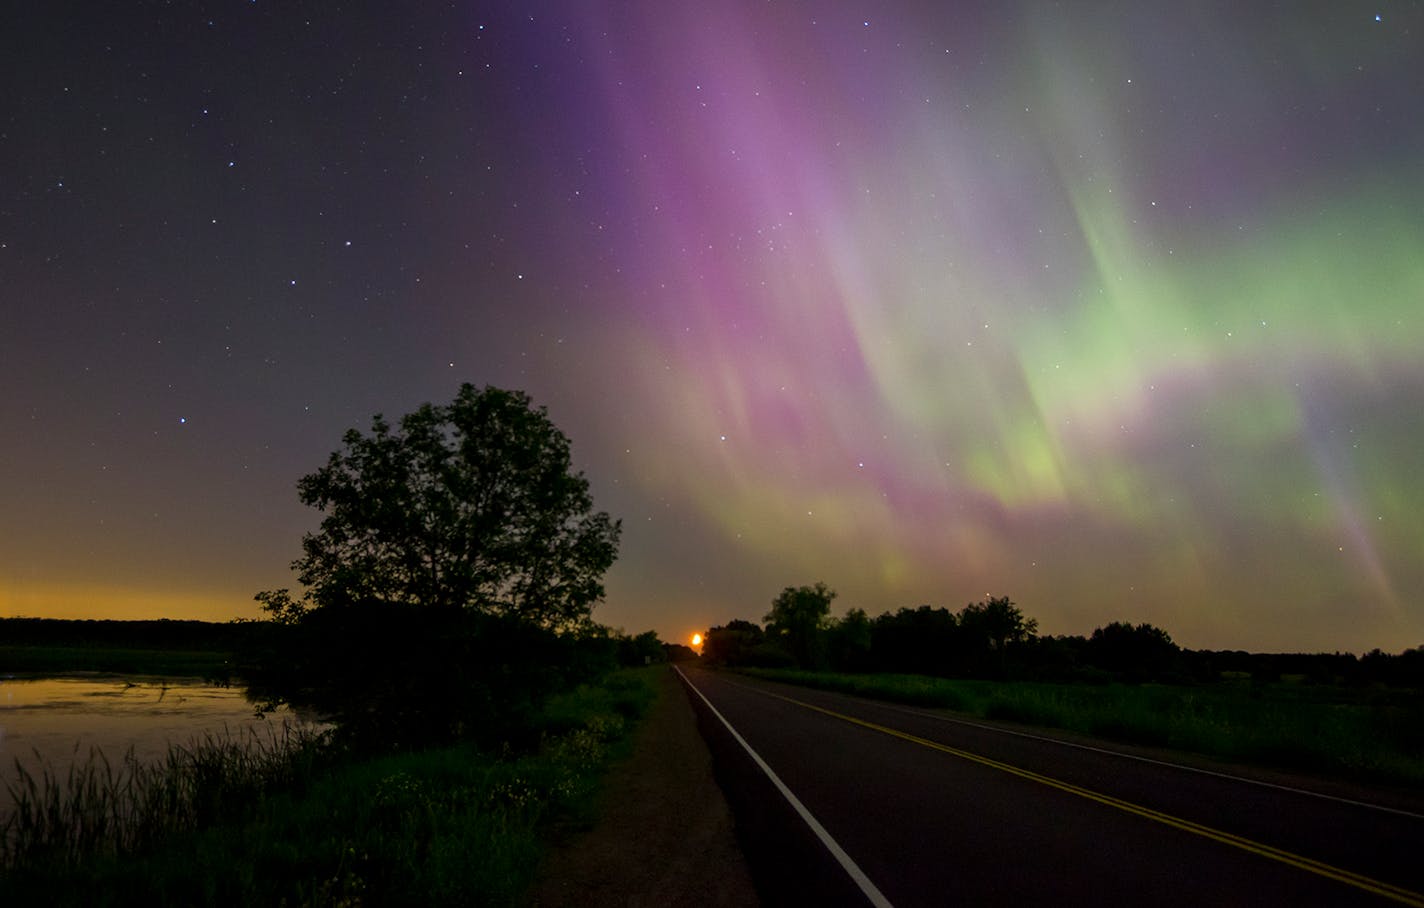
[0,676,317,814]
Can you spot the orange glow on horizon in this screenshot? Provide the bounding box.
[691,632,702,648]
[1,581,258,622]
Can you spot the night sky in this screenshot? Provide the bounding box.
[5,2,1422,653]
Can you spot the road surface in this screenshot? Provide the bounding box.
[676,666,1424,907]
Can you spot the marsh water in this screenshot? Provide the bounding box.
[0,675,316,814]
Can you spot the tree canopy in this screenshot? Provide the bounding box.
[959,596,1038,653]
[702,619,784,667]
[289,383,620,629]
[765,582,835,668]
[248,385,623,748]
[1087,621,1180,681]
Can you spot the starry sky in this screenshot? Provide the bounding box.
[4,1,1422,653]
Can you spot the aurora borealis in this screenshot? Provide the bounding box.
[4,2,1422,652]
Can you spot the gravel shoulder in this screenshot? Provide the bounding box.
[528,665,759,907]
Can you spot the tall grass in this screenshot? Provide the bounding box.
[1,723,331,870]
[743,668,1424,788]
[0,666,659,906]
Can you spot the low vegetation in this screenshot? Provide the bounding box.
[742,667,1424,788]
[1,667,657,906]
[1,724,330,870]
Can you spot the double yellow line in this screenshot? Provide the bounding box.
[760,686,1424,907]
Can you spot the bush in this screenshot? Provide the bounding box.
[242,601,611,751]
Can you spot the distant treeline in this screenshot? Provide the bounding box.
[703,595,1424,688]
[0,617,259,652]
[0,618,278,676]
[0,617,675,682]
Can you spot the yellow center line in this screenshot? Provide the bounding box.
[756,685,1424,907]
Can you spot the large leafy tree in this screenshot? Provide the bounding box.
[1087,621,1180,681]
[958,595,1038,676]
[825,607,873,672]
[247,385,621,747]
[765,582,835,668]
[701,619,769,667]
[288,383,620,629]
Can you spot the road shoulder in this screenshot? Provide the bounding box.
[529,665,759,907]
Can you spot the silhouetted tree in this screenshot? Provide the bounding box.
[826,608,873,672]
[247,385,622,748]
[279,383,621,629]
[765,583,835,668]
[958,596,1038,676]
[617,629,666,666]
[959,596,1038,652]
[1019,634,1093,682]
[871,606,958,676]
[702,619,774,667]
[663,642,699,662]
[1086,621,1180,681]
[1395,645,1424,687]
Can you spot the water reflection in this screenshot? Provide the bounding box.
[0,675,318,814]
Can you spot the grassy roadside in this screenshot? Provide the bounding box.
[740,668,1424,789]
[1,666,659,906]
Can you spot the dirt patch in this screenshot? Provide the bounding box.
[529,666,760,907]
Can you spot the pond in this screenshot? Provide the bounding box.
[0,674,320,815]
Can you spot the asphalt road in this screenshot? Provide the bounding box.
[676,667,1424,908]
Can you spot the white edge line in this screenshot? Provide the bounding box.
[736,676,1424,822]
[675,666,895,908]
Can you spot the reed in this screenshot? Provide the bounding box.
[1,722,331,871]
[0,666,658,906]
